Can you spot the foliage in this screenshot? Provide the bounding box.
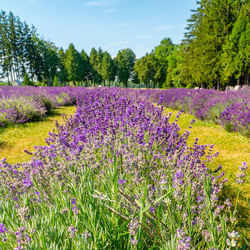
[0,2,249,89]
[22,73,33,86]
[65,44,82,85]
[0,96,47,124]
[135,51,167,88]
[53,75,58,86]
[221,4,250,85]
[143,87,250,136]
[101,51,116,85]
[179,0,249,88]
[0,86,81,126]
[115,48,136,87]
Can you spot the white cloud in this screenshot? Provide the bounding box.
[86,0,120,13]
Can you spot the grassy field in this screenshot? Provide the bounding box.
[0,105,248,232]
[1,105,249,194]
[165,107,250,233]
[0,106,76,163]
[165,107,250,194]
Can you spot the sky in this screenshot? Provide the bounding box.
[1,0,197,58]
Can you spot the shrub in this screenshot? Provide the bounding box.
[0,96,47,125]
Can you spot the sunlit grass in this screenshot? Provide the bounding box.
[165,107,250,236]
[165,107,250,196]
[0,106,76,163]
[0,104,248,237]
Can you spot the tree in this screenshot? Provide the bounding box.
[64,43,82,85]
[154,38,174,65]
[58,48,68,84]
[80,49,91,85]
[115,48,136,87]
[221,5,250,86]
[53,75,58,86]
[23,72,33,85]
[42,40,60,85]
[89,47,102,84]
[101,51,115,86]
[0,11,37,82]
[131,71,140,85]
[152,38,175,88]
[164,45,183,88]
[180,0,244,89]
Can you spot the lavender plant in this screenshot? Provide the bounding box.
[0,96,47,125]
[144,87,250,136]
[0,88,247,249]
[0,86,81,126]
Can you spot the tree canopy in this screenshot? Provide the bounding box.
[0,2,249,88]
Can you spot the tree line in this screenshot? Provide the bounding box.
[134,0,249,89]
[0,10,137,87]
[0,0,249,89]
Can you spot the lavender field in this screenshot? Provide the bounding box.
[1,86,249,136]
[0,87,249,249]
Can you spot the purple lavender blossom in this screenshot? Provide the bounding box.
[118,179,126,185]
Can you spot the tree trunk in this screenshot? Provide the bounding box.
[237,77,240,86]
[245,71,249,85]
[216,82,220,90]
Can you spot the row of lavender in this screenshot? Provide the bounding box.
[1,86,249,136]
[142,87,250,136]
[0,86,79,125]
[0,88,246,249]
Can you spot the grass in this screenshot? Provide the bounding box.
[0,95,249,248]
[165,107,250,235]
[0,106,76,164]
[1,105,248,196]
[0,104,249,237]
[165,107,250,195]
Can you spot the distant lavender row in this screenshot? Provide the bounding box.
[0,88,244,249]
[0,86,77,105]
[142,87,250,136]
[0,86,91,125]
[1,86,249,136]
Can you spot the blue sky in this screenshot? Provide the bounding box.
[1,0,197,58]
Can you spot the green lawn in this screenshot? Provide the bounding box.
[0,106,76,163]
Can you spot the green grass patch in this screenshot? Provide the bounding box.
[165,107,250,235]
[165,107,250,195]
[0,106,76,163]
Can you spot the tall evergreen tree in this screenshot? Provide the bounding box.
[80,49,91,85]
[101,51,115,86]
[89,47,102,84]
[65,43,82,85]
[221,4,250,85]
[180,0,243,88]
[58,48,68,85]
[115,48,136,87]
